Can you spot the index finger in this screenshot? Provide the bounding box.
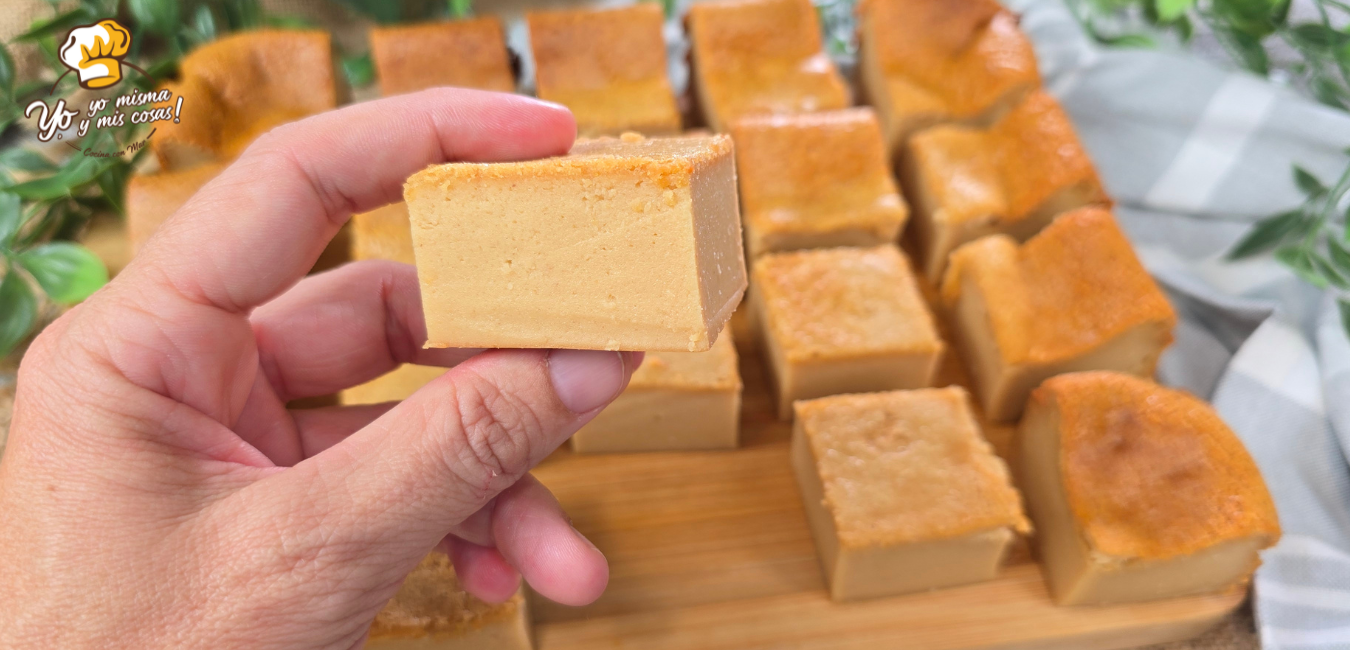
[128,88,576,314]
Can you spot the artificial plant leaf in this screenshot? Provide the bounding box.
[0,42,14,99]
[449,0,473,18]
[0,147,57,174]
[1293,164,1328,196]
[0,268,37,358]
[1156,0,1196,23]
[0,191,20,245]
[1275,246,1328,287]
[16,241,108,304]
[342,52,374,89]
[17,7,97,42]
[1312,253,1350,289]
[1339,299,1350,342]
[1227,209,1307,259]
[194,4,218,41]
[128,0,181,36]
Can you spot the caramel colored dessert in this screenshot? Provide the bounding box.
[341,365,446,406]
[792,388,1030,601]
[858,0,1040,156]
[902,91,1109,279]
[370,18,515,96]
[687,0,850,132]
[153,30,337,171]
[941,208,1177,422]
[753,245,942,419]
[571,334,741,453]
[1019,372,1280,605]
[352,202,415,264]
[406,133,746,352]
[730,109,908,259]
[528,5,681,137]
[126,162,227,252]
[367,552,532,649]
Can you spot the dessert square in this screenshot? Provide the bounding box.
[902,91,1109,280]
[340,365,447,406]
[406,133,746,352]
[730,109,908,259]
[858,0,1040,157]
[528,5,681,137]
[352,203,415,264]
[370,18,515,96]
[687,0,850,132]
[154,30,337,171]
[571,334,741,453]
[792,388,1030,601]
[367,552,532,649]
[940,208,1177,422]
[1019,372,1280,605]
[752,245,942,419]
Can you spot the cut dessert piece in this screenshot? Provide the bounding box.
[1019,371,1281,605]
[730,109,908,259]
[941,208,1177,422]
[126,162,227,252]
[686,0,850,133]
[528,5,681,137]
[858,0,1040,157]
[153,30,336,171]
[340,365,447,406]
[753,245,942,419]
[352,203,415,264]
[571,334,741,453]
[792,388,1030,601]
[902,91,1109,280]
[370,18,515,96]
[407,133,746,352]
[367,552,532,649]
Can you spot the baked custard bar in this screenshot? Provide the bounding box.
[753,245,942,419]
[792,388,1030,601]
[367,553,532,650]
[571,334,741,453]
[941,208,1176,422]
[687,0,850,132]
[370,17,515,96]
[406,134,746,351]
[903,91,1109,280]
[730,109,908,259]
[1019,372,1280,605]
[858,0,1040,156]
[528,5,681,137]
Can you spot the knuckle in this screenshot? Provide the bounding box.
[438,370,544,489]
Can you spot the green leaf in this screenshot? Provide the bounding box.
[17,7,97,42]
[16,242,107,304]
[1156,0,1196,22]
[1099,32,1159,48]
[193,4,217,41]
[127,0,181,36]
[1312,253,1350,289]
[0,192,20,245]
[1288,23,1350,50]
[1293,165,1327,196]
[342,52,374,89]
[1275,246,1328,287]
[1328,235,1350,273]
[264,14,317,28]
[0,42,14,99]
[1228,209,1308,259]
[449,0,473,18]
[0,268,37,358]
[1339,299,1350,342]
[0,148,57,174]
[1221,27,1271,74]
[6,153,114,202]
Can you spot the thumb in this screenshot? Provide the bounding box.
[242,348,635,585]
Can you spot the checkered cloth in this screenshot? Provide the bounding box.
[1005,0,1350,646]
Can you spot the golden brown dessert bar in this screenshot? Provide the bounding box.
[687,0,850,132]
[528,5,681,137]
[352,202,415,264]
[902,91,1109,279]
[340,365,447,406]
[792,387,1030,601]
[730,109,908,259]
[1019,372,1280,605]
[941,208,1177,422]
[753,245,942,419]
[571,334,741,453]
[367,552,532,649]
[153,30,337,171]
[406,133,746,352]
[858,0,1040,157]
[370,18,515,96]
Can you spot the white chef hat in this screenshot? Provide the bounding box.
[59,20,132,89]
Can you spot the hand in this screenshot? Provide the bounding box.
[0,89,636,649]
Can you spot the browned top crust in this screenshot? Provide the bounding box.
[942,208,1177,364]
[1032,371,1281,559]
[796,387,1030,548]
[369,552,524,639]
[370,17,515,96]
[528,4,680,136]
[755,245,942,361]
[630,333,741,390]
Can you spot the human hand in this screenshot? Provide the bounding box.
[0,89,634,649]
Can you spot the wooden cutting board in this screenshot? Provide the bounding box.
[529,274,1245,649]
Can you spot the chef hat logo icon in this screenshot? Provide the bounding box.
[59,20,132,89]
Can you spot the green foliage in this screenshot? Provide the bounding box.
[0,270,38,358]
[17,242,107,304]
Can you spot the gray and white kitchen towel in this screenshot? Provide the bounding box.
[1004,0,1350,646]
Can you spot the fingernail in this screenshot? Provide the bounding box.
[547,350,626,413]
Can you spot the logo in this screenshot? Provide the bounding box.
[59,20,132,90]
